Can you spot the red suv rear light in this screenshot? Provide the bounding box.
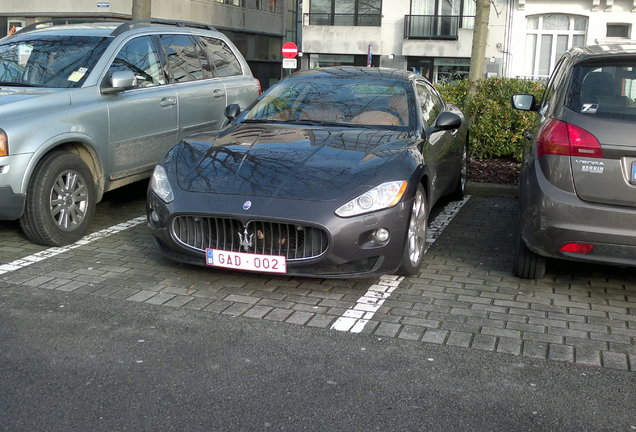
[255,78,262,95]
[536,119,603,158]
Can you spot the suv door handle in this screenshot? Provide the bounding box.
[212,89,226,98]
[160,97,177,107]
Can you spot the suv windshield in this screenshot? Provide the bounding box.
[567,61,636,120]
[0,36,111,88]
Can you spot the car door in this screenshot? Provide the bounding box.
[157,33,226,138]
[199,35,258,113]
[416,80,457,198]
[104,35,178,180]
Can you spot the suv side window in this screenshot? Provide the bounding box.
[416,81,443,127]
[539,56,569,115]
[199,36,242,77]
[157,34,209,83]
[107,36,165,88]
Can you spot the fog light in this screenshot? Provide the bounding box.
[560,243,594,254]
[374,228,390,242]
[150,209,160,223]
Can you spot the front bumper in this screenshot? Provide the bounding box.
[146,188,413,278]
[520,159,636,267]
[0,185,25,220]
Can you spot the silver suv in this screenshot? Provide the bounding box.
[0,19,260,246]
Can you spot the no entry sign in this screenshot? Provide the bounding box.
[282,42,298,59]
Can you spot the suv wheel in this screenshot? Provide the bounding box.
[512,234,547,279]
[20,152,96,246]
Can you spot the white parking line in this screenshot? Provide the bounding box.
[331,197,470,333]
[0,216,146,276]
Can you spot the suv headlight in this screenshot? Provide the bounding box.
[0,129,8,157]
[336,181,407,217]
[150,165,174,203]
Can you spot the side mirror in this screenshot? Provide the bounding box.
[224,104,241,121]
[512,94,536,111]
[426,111,462,135]
[101,71,137,94]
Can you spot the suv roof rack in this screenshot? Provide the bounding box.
[14,17,128,35]
[12,17,215,38]
[112,19,216,37]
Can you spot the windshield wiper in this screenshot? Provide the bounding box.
[241,119,274,123]
[275,119,362,128]
[0,81,39,87]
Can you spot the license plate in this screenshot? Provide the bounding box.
[632,161,636,184]
[205,249,287,274]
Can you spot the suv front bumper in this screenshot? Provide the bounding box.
[0,186,25,219]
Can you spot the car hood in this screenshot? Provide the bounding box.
[0,87,61,106]
[174,123,417,201]
[0,87,70,122]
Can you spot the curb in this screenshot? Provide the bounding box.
[466,181,518,197]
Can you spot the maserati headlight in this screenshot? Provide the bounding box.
[150,165,174,203]
[335,181,407,217]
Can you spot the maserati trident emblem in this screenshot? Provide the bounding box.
[238,228,254,252]
[242,200,252,211]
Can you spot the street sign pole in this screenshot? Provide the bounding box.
[282,42,298,75]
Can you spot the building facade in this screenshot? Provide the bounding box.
[300,0,636,83]
[300,0,507,83]
[507,0,636,80]
[0,0,293,88]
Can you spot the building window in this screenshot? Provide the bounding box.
[309,0,382,26]
[216,0,243,5]
[524,14,587,78]
[405,0,476,40]
[607,23,630,38]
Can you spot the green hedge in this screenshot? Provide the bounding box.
[435,77,545,161]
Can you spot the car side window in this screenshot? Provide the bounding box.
[416,81,443,127]
[157,34,209,83]
[107,36,165,88]
[539,56,568,115]
[198,36,242,77]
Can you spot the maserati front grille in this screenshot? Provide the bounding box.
[171,216,328,261]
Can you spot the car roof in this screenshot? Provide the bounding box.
[289,66,421,83]
[568,43,636,63]
[6,18,219,40]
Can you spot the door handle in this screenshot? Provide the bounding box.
[212,89,226,98]
[160,97,177,107]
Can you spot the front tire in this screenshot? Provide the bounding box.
[20,152,96,246]
[512,234,546,279]
[398,185,428,276]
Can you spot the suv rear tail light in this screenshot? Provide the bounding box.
[536,119,603,158]
[255,78,262,95]
[560,242,594,254]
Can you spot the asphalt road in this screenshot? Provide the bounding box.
[1,280,635,432]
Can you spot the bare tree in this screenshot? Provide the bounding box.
[132,0,152,19]
[468,0,491,94]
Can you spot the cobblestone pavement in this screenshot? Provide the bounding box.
[1,187,634,371]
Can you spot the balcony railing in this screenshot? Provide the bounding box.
[404,15,475,40]
[305,13,381,27]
